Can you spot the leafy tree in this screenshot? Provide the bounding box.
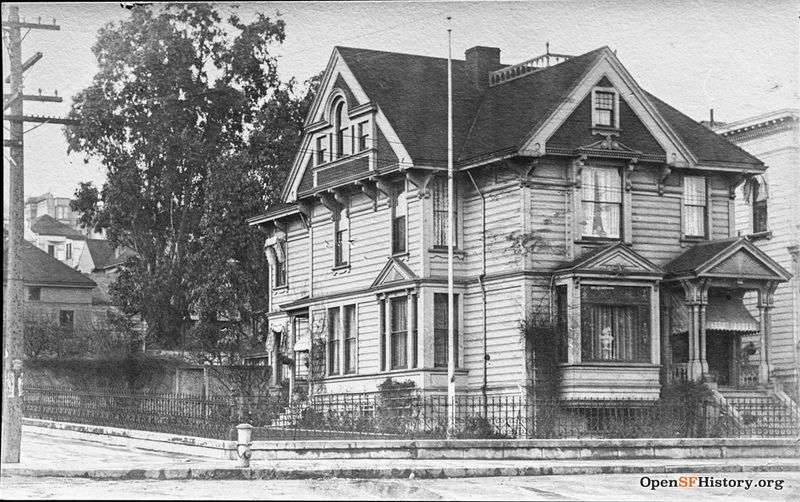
[65,4,312,348]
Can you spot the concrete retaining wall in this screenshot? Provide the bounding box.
[25,419,799,462]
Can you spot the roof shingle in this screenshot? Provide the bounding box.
[3,238,96,288]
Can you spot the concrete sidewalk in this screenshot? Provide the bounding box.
[2,431,799,480]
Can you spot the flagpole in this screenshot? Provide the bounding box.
[446,17,456,439]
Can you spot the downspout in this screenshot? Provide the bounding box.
[467,171,488,409]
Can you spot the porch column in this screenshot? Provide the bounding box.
[288,318,296,401]
[688,303,702,381]
[757,284,776,385]
[699,303,709,375]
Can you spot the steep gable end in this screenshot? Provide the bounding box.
[705,248,785,280]
[547,78,665,158]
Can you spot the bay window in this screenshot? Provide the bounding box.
[581,166,621,239]
[390,297,407,369]
[391,184,406,255]
[327,307,340,375]
[343,305,357,374]
[432,177,457,247]
[580,285,651,362]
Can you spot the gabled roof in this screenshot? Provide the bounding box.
[282,45,764,205]
[555,242,664,277]
[83,239,136,270]
[3,238,96,288]
[370,257,418,288]
[665,238,791,281]
[30,214,85,240]
[336,46,487,166]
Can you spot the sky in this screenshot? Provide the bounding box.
[2,0,798,205]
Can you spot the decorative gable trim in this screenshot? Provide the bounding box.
[519,48,696,169]
[282,48,412,203]
[696,240,791,281]
[555,242,665,278]
[370,257,418,289]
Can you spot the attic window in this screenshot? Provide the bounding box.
[592,88,619,129]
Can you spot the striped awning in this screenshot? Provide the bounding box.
[668,289,758,335]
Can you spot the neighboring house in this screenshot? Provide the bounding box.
[247,45,791,406]
[3,235,96,334]
[76,238,137,274]
[27,214,86,268]
[24,192,103,240]
[714,109,800,398]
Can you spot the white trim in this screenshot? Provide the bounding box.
[519,48,695,168]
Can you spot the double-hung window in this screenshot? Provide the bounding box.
[274,239,287,287]
[432,177,457,247]
[580,286,650,362]
[433,293,459,367]
[334,211,349,267]
[327,307,340,375]
[581,166,621,239]
[683,175,707,238]
[593,90,616,127]
[343,305,356,374]
[752,178,768,234]
[391,184,407,254]
[390,297,408,369]
[357,121,369,152]
[60,310,75,329]
[335,102,346,159]
[316,136,328,165]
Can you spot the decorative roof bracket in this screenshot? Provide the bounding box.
[658,164,671,196]
[405,170,434,198]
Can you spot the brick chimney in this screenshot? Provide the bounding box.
[465,46,500,90]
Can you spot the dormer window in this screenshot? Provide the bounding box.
[592,88,619,129]
[334,101,347,159]
[357,121,369,152]
[316,136,327,165]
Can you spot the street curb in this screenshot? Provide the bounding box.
[3,460,800,480]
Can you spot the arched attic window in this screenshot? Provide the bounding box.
[334,100,347,160]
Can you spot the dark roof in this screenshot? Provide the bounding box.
[84,239,136,270]
[30,214,85,240]
[337,47,486,166]
[555,241,617,271]
[460,47,606,163]
[3,238,96,288]
[645,93,763,166]
[335,45,763,168]
[664,238,739,274]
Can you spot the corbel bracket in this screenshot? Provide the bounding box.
[316,191,343,221]
[518,159,538,187]
[730,172,750,200]
[298,200,312,228]
[572,155,587,188]
[355,179,379,211]
[406,170,434,198]
[333,189,350,217]
[374,177,393,208]
[657,164,672,196]
[274,219,288,236]
[625,158,637,192]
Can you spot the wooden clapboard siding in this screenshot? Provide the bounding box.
[528,183,568,270]
[357,298,381,375]
[464,278,526,390]
[710,174,731,239]
[631,191,682,266]
[728,118,800,388]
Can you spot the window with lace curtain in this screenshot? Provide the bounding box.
[683,175,707,238]
[580,286,650,362]
[752,179,768,234]
[581,166,621,239]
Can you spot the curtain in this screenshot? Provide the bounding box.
[683,176,706,237]
[391,298,407,369]
[581,167,621,238]
[581,286,650,362]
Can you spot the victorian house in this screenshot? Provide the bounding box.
[248,45,792,406]
[714,109,800,399]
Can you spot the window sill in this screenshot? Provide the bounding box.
[560,362,658,368]
[313,149,372,171]
[428,247,465,256]
[575,237,621,245]
[332,264,351,273]
[272,286,289,294]
[746,230,772,242]
[680,236,708,246]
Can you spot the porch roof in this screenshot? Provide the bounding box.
[667,289,758,335]
[664,237,791,282]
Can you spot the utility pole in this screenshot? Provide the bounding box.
[2,5,74,464]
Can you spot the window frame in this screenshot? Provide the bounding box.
[433,293,460,368]
[357,121,369,152]
[59,310,75,329]
[343,304,357,374]
[327,307,341,376]
[580,165,623,240]
[28,287,41,301]
[432,176,458,249]
[333,208,349,268]
[682,174,708,240]
[389,296,408,370]
[579,285,652,363]
[273,239,288,288]
[751,178,768,235]
[391,183,407,255]
[591,87,620,130]
[316,135,328,166]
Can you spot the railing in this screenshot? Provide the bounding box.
[738,364,760,388]
[23,385,799,440]
[488,52,574,87]
[669,363,689,383]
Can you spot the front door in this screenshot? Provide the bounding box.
[706,331,733,386]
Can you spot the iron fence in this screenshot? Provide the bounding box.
[22,385,800,441]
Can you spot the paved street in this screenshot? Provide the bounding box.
[2,472,799,500]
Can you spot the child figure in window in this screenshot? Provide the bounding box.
[599,326,614,360]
